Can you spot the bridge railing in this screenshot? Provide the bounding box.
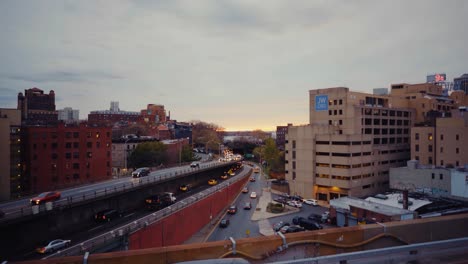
[44,165,250,259]
[1,161,235,223]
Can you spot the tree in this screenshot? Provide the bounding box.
[191,120,223,152]
[253,138,285,175]
[128,141,168,168]
[181,144,199,162]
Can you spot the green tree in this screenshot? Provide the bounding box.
[181,144,199,162]
[191,120,223,152]
[253,138,285,175]
[128,141,168,168]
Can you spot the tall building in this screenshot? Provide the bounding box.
[23,122,112,193]
[168,122,192,143]
[140,104,167,125]
[17,87,58,125]
[0,109,22,201]
[58,107,79,123]
[286,87,414,201]
[454,74,468,94]
[276,123,292,151]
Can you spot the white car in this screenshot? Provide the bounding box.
[36,239,71,254]
[303,199,318,206]
[287,200,302,208]
[250,192,257,199]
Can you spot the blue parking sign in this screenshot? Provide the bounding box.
[315,95,328,111]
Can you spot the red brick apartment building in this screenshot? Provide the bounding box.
[23,122,112,193]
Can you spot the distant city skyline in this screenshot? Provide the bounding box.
[0,1,467,131]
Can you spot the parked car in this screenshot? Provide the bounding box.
[291,195,304,202]
[286,225,305,233]
[219,219,230,228]
[244,202,252,210]
[30,191,61,205]
[250,192,257,199]
[190,162,200,168]
[132,167,150,178]
[321,211,330,222]
[308,213,322,222]
[227,205,237,214]
[298,218,322,230]
[273,197,288,204]
[36,239,71,254]
[287,200,303,208]
[208,179,218,185]
[303,199,318,206]
[280,225,290,234]
[273,221,290,232]
[250,177,256,182]
[94,209,121,222]
[242,187,249,193]
[292,216,305,225]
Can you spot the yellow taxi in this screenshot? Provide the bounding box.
[220,174,228,180]
[208,179,218,185]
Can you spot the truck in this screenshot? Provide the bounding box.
[145,192,176,210]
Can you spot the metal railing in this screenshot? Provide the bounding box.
[0,162,235,223]
[44,165,251,259]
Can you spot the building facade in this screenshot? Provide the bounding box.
[140,104,167,125]
[454,73,468,94]
[17,88,58,125]
[23,122,112,193]
[410,108,468,167]
[88,102,141,126]
[286,87,414,201]
[0,109,22,201]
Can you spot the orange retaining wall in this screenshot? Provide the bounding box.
[129,174,250,249]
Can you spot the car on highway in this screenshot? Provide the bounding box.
[132,167,150,178]
[145,193,176,210]
[253,167,260,173]
[242,187,249,193]
[190,162,200,168]
[243,202,252,210]
[94,209,121,222]
[273,221,290,232]
[219,219,230,228]
[179,184,191,192]
[30,191,61,205]
[220,174,228,180]
[250,192,257,199]
[227,205,238,214]
[208,179,218,185]
[36,239,71,254]
[303,199,318,206]
[250,177,256,182]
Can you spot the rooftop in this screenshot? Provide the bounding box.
[330,196,415,216]
[365,193,432,211]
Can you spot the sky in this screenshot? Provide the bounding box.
[0,1,467,131]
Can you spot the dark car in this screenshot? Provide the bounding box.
[227,205,237,214]
[190,162,200,168]
[219,219,230,228]
[308,213,322,222]
[292,216,305,225]
[291,195,304,202]
[132,167,150,178]
[273,221,290,232]
[145,193,176,210]
[94,209,121,223]
[298,218,322,230]
[30,191,61,205]
[286,225,305,233]
[243,202,252,210]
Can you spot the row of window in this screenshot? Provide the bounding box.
[316,173,374,180]
[414,156,461,167]
[363,128,410,135]
[316,152,372,157]
[32,131,110,139]
[362,108,410,117]
[415,133,460,141]
[32,151,110,160]
[415,145,460,154]
[316,163,373,168]
[316,141,372,145]
[329,109,343,116]
[373,138,409,144]
[363,118,410,126]
[32,141,110,150]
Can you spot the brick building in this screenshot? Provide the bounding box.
[23,122,112,193]
[17,88,58,125]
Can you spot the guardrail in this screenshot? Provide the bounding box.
[44,165,250,259]
[0,161,235,223]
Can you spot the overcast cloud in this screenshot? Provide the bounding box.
[0,0,466,130]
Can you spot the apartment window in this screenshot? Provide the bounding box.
[440,160,444,166]
[432,173,435,179]
[87,132,92,138]
[415,133,419,140]
[73,173,79,179]
[292,171,296,180]
[456,161,460,166]
[292,151,296,159]
[66,142,72,149]
[106,132,110,137]
[51,143,58,149]
[415,156,419,161]
[73,163,79,169]
[334,100,337,105]
[87,152,92,158]
[329,120,332,125]
[334,110,337,115]
[96,132,100,138]
[73,132,79,138]
[65,153,72,159]
[440,147,443,153]
[428,145,432,152]
[51,153,58,159]
[65,132,72,139]
[292,161,296,169]
[428,157,433,164]
[440,134,444,141]
[339,99,343,105]
[96,142,100,148]
[456,148,459,154]
[339,109,343,115]
[439,174,443,180]
[73,142,79,148]
[428,133,433,141]
[456,134,459,140]
[292,140,296,149]
[329,110,332,115]
[87,142,92,148]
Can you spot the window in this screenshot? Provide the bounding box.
[73,132,79,138]
[73,142,79,148]
[432,173,435,179]
[66,153,72,159]
[428,156,433,164]
[439,174,443,180]
[292,140,296,148]
[292,171,296,180]
[51,143,58,149]
[87,142,92,148]
[73,163,79,169]
[428,145,432,152]
[428,133,433,141]
[415,156,419,161]
[329,120,332,125]
[339,109,343,115]
[66,142,72,149]
[66,132,72,139]
[334,110,337,115]
[456,148,459,154]
[339,99,343,105]
[456,134,459,140]
[96,132,100,138]
[415,133,419,140]
[329,110,332,115]
[440,147,443,153]
[292,161,296,169]
[440,134,444,141]
[96,142,100,148]
[440,160,444,166]
[292,151,296,159]
[73,152,79,159]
